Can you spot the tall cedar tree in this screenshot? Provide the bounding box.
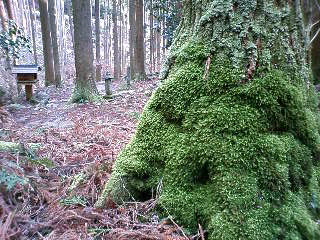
[129,0,136,80]
[95,0,102,82]
[48,0,62,86]
[112,0,120,81]
[134,0,146,80]
[97,1,320,239]
[71,0,97,102]
[39,0,55,86]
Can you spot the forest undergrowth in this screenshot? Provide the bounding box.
[0,78,197,240]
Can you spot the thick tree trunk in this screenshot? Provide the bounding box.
[48,0,62,86]
[72,0,97,102]
[134,0,146,80]
[95,0,102,82]
[39,0,55,86]
[98,1,320,239]
[112,0,120,81]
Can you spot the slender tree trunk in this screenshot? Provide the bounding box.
[129,0,135,80]
[119,0,122,75]
[95,0,101,82]
[155,16,160,72]
[48,0,62,86]
[112,0,120,81]
[39,0,55,86]
[67,0,74,48]
[72,0,97,102]
[0,0,8,30]
[58,0,65,81]
[29,0,37,64]
[4,0,14,20]
[104,0,109,67]
[149,0,153,73]
[134,0,145,80]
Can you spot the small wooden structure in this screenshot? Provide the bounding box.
[11,65,39,101]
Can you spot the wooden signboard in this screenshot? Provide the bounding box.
[11,65,39,101]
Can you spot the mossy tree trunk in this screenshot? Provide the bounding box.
[98,0,320,239]
[71,0,98,102]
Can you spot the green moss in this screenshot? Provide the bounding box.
[97,14,320,238]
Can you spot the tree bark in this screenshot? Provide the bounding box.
[28,0,37,64]
[71,0,97,102]
[95,0,102,82]
[149,0,154,73]
[98,1,320,239]
[129,0,136,80]
[39,0,55,86]
[67,0,74,48]
[4,0,14,20]
[48,0,62,86]
[112,0,120,81]
[134,0,146,80]
[0,0,8,30]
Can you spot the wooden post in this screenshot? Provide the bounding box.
[25,85,32,101]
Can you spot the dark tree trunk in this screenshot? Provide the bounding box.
[29,0,37,65]
[129,0,136,80]
[39,0,55,86]
[48,0,62,86]
[98,1,320,239]
[95,0,102,82]
[112,0,120,81]
[134,0,146,80]
[71,0,97,102]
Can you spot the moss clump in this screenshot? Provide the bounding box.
[96,49,320,238]
[97,0,320,234]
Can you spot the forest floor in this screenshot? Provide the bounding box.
[0,78,195,240]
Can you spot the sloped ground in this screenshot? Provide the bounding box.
[0,79,200,240]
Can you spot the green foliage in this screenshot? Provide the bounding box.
[0,20,31,59]
[0,169,27,190]
[88,227,110,238]
[29,158,55,168]
[60,195,88,207]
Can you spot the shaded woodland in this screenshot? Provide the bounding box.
[1,0,320,240]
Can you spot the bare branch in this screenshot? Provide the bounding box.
[310,27,320,45]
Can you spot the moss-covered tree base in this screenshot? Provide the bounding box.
[97,1,320,239]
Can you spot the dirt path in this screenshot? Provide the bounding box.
[0,79,192,239]
[3,80,158,167]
